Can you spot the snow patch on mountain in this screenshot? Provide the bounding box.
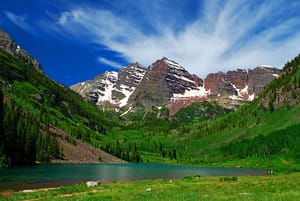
[70,63,146,107]
[172,86,210,100]
[229,95,243,100]
[163,57,185,70]
[248,93,255,101]
[172,73,195,83]
[118,84,136,107]
[95,71,118,104]
[240,85,249,95]
[76,82,89,94]
[120,107,132,117]
[260,64,274,68]
[227,82,249,100]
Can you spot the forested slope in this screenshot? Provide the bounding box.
[97,53,300,171]
[174,53,300,169]
[0,49,116,166]
[1,43,299,171]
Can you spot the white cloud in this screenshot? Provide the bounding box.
[97,57,122,69]
[54,1,300,78]
[4,11,37,35]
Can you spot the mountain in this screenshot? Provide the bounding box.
[0,28,42,73]
[129,57,208,110]
[171,53,300,169]
[71,57,280,115]
[202,66,280,111]
[1,27,299,171]
[204,66,280,100]
[71,63,146,107]
[0,29,121,166]
[259,59,300,109]
[98,53,300,171]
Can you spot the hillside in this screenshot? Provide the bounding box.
[49,125,122,163]
[167,53,300,170]
[173,101,232,123]
[96,53,300,171]
[0,35,120,166]
[1,26,299,172]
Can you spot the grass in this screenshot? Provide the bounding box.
[177,104,300,162]
[100,102,300,165]
[1,173,300,200]
[211,156,300,173]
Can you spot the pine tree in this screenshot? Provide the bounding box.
[3,102,20,165]
[49,137,60,158]
[172,149,177,160]
[0,87,4,139]
[0,87,4,163]
[24,118,37,164]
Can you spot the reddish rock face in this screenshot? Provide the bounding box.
[248,67,281,96]
[129,57,204,109]
[204,72,224,94]
[128,58,170,108]
[71,55,281,115]
[204,67,280,101]
[204,72,237,96]
[225,69,248,89]
[170,97,207,116]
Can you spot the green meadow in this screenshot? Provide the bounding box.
[1,173,299,201]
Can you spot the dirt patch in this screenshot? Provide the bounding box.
[170,97,208,115]
[49,125,123,163]
[1,191,13,197]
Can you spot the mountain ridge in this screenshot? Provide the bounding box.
[0,29,122,166]
[71,63,146,107]
[1,26,299,171]
[0,28,43,73]
[71,57,280,114]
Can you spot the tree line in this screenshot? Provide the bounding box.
[0,88,62,166]
[220,124,300,160]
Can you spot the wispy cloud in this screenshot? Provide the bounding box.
[4,11,37,35]
[97,57,123,69]
[52,1,300,77]
[7,1,300,77]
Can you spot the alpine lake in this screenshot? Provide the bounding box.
[0,163,268,191]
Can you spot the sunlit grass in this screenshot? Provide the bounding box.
[2,173,299,201]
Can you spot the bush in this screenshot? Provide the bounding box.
[219,176,238,182]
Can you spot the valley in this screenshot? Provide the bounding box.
[0,24,300,200]
[0,27,300,169]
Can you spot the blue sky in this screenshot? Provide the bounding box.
[1,0,300,86]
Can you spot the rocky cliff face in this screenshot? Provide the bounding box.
[0,28,43,73]
[128,57,208,109]
[71,57,280,114]
[248,66,281,96]
[204,72,238,97]
[70,63,146,107]
[204,66,280,101]
[71,71,118,105]
[113,63,146,107]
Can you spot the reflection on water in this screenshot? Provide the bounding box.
[0,163,268,191]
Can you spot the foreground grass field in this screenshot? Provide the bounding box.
[1,173,299,201]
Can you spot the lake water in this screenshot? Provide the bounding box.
[0,163,268,191]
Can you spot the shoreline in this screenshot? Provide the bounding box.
[0,163,268,192]
[1,173,299,200]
